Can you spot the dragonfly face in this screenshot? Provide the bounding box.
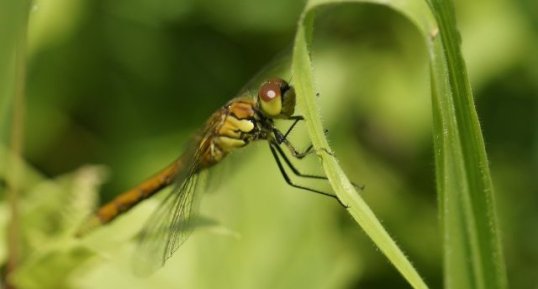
[77,77,343,275]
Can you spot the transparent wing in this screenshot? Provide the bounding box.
[237,49,292,97]
[130,52,293,275]
[132,146,204,276]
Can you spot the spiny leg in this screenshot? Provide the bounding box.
[274,116,332,159]
[273,135,366,191]
[275,128,339,160]
[273,141,365,191]
[277,115,314,158]
[272,128,313,159]
[272,141,326,181]
[282,115,304,139]
[268,143,348,208]
[276,118,364,190]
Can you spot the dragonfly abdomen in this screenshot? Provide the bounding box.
[76,160,182,236]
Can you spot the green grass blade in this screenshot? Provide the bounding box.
[292,0,507,288]
[427,0,508,288]
[292,4,430,289]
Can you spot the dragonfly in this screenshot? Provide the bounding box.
[76,77,345,274]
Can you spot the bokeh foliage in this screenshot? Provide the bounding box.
[1,0,537,288]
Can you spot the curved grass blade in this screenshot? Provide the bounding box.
[292,0,507,288]
[292,4,429,289]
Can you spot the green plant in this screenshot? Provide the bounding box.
[293,0,506,288]
[0,0,509,288]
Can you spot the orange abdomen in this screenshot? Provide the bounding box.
[76,158,184,236]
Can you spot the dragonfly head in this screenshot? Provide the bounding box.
[257,78,296,118]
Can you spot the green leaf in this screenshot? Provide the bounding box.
[292,3,430,289]
[292,0,506,288]
[10,165,107,289]
[427,0,507,288]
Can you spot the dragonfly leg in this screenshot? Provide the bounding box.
[273,128,313,159]
[272,141,365,191]
[274,120,364,190]
[282,115,304,139]
[269,143,348,208]
[272,142,326,180]
[275,117,333,159]
[278,134,338,160]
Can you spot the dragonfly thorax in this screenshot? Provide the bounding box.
[200,78,295,168]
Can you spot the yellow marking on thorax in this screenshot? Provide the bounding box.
[205,99,257,165]
[228,99,255,119]
[230,116,254,132]
[215,136,246,152]
[218,115,254,138]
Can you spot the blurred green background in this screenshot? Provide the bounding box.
[1,0,537,288]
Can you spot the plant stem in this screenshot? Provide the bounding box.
[5,2,30,288]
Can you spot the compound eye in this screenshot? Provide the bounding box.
[259,79,283,102]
